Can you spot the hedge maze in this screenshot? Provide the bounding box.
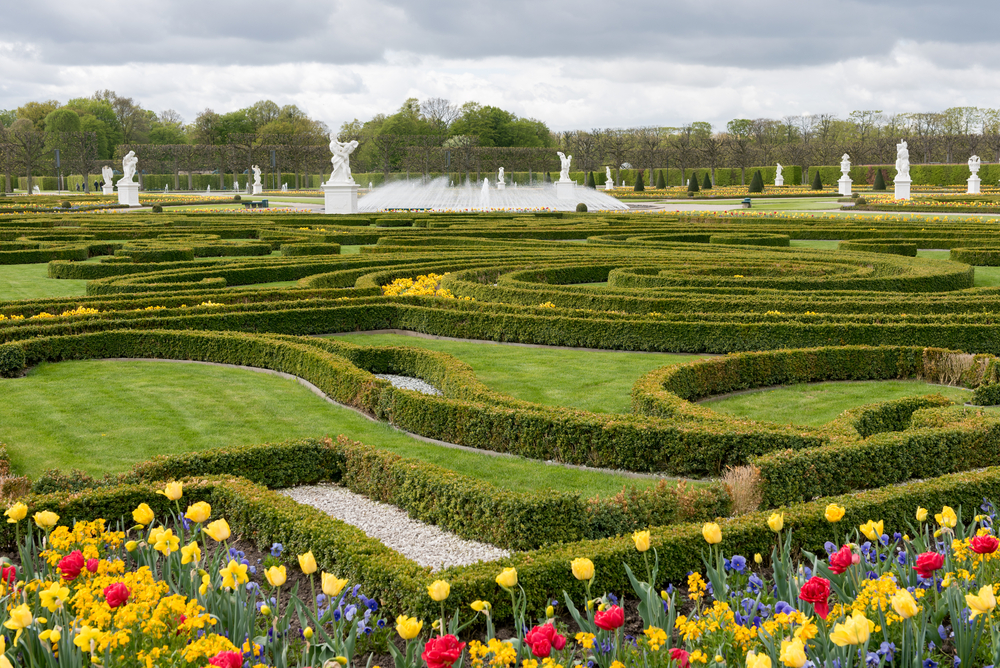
[7,209,1000,616]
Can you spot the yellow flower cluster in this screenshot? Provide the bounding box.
[468,638,518,668]
[381,273,468,299]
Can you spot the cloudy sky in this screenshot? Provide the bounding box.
[3,0,1000,132]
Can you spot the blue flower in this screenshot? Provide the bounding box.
[730,555,747,573]
[880,534,890,546]
[923,661,938,668]
[607,593,619,606]
[270,543,283,557]
[824,541,837,555]
[774,601,795,615]
[897,552,908,566]
[747,574,764,593]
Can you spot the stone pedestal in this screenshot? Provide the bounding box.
[117,182,139,207]
[252,183,263,195]
[322,181,359,214]
[838,176,852,197]
[894,178,911,200]
[604,182,614,191]
[102,184,114,195]
[555,180,575,200]
[968,176,981,194]
[775,176,784,186]
[497,182,505,190]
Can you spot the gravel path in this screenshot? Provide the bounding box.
[375,374,442,396]
[280,483,510,570]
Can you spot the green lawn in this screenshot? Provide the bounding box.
[332,332,710,413]
[0,360,661,494]
[701,379,973,427]
[0,263,88,300]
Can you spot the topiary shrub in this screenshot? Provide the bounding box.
[576,203,588,212]
[703,173,712,190]
[61,200,71,209]
[634,171,645,192]
[655,171,666,189]
[0,343,26,378]
[812,170,823,190]
[972,383,1000,406]
[748,170,764,193]
[544,172,552,183]
[151,204,163,213]
[688,173,700,193]
[855,197,867,206]
[233,195,241,201]
[586,172,595,189]
[873,169,887,191]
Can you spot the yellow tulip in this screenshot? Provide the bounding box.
[702,522,722,545]
[825,504,845,523]
[396,615,423,640]
[181,541,201,565]
[265,565,287,587]
[571,557,595,581]
[632,530,651,552]
[936,506,958,529]
[891,588,919,619]
[966,584,997,619]
[303,626,314,640]
[545,604,555,618]
[829,611,871,646]
[322,572,348,597]
[745,650,772,668]
[260,604,271,616]
[859,520,883,542]
[203,519,231,542]
[184,502,211,524]
[768,512,784,533]
[131,503,154,526]
[33,510,59,530]
[778,638,807,668]
[157,481,183,501]
[4,502,27,524]
[427,579,450,601]
[916,507,928,522]
[298,551,318,575]
[471,600,491,612]
[754,553,763,565]
[125,540,138,552]
[495,567,518,588]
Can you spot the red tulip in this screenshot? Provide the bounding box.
[798,576,831,619]
[208,651,244,668]
[828,545,854,575]
[971,535,1000,554]
[913,552,945,579]
[525,623,567,658]
[594,604,625,630]
[669,648,691,668]
[86,558,99,573]
[58,550,85,581]
[422,634,465,668]
[0,565,16,586]
[104,582,130,609]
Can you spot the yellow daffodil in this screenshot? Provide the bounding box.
[322,572,348,597]
[966,584,997,619]
[199,573,211,595]
[157,481,183,500]
[745,650,772,668]
[768,512,784,533]
[3,604,32,642]
[0,636,10,668]
[203,519,231,542]
[829,611,871,646]
[132,503,154,526]
[495,567,518,588]
[702,522,722,545]
[125,540,138,552]
[184,502,211,524]
[152,528,180,556]
[265,565,287,587]
[220,560,249,590]
[427,579,450,601]
[181,541,201,565]
[39,582,70,613]
[891,588,919,619]
[73,625,105,653]
[396,615,423,640]
[632,530,651,552]
[825,504,845,523]
[298,551,317,575]
[33,511,59,530]
[936,506,958,529]
[571,557,595,581]
[4,502,27,524]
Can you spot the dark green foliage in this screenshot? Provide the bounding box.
[973,384,1000,406]
[687,174,700,193]
[748,170,764,193]
[634,170,644,192]
[234,195,241,201]
[151,204,163,213]
[585,172,595,189]
[709,233,788,247]
[873,169,887,191]
[544,172,552,183]
[839,241,917,256]
[0,343,26,377]
[576,203,588,212]
[280,243,342,257]
[655,171,666,189]
[812,170,823,190]
[60,201,71,209]
[703,173,712,190]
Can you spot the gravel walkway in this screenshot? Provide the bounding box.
[375,374,442,396]
[280,483,510,570]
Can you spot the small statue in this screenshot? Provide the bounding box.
[556,152,573,182]
[328,137,360,184]
[969,155,981,177]
[840,154,851,176]
[605,166,613,183]
[497,167,505,184]
[252,165,262,186]
[775,163,783,178]
[101,165,113,185]
[895,141,910,180]
[119,151,138,185]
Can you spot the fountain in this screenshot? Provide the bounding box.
[358,152,628,212]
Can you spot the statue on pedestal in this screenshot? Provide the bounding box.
[969,155,982,177]
[101,165,113,185]
[119,151,138,185]
[556,152,573,182]
[605,166,613,183]
[840,154,851,176]
[328,138,359,184]
[895,141,910,180]
[497,167,505,185]
[252,165,262,187]
[776,163,783,179]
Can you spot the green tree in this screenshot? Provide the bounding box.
[655,170,666,189]
[16,100,60,131]
[634,170,645,192]
[702,173,712,190]
[688,173,699,192]
[873,168,886,191]
[43,109,81,133]
[586,171,595,188]
[811,170,823,190]
[748,169,764,193]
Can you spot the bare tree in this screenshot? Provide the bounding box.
[724,119,755,185]
[6,121,48,192]
[420,98,459,132]
[94,90,150,144]
[598,129,631,185]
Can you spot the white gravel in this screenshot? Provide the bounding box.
[279,483,511,570]
[375,374,442,396]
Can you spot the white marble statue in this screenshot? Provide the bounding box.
[101,165,113,184]
[969,155,982,177]
[119,151,138,185]
[605,166,613,182]
[895,141,910,180]
[776,163,783,179]
[840,154,851,176]
[775,163,784,186]
[556,152,573,182]
[497,167,505,184]
[252,165,262,186]
[328,138,360,184]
